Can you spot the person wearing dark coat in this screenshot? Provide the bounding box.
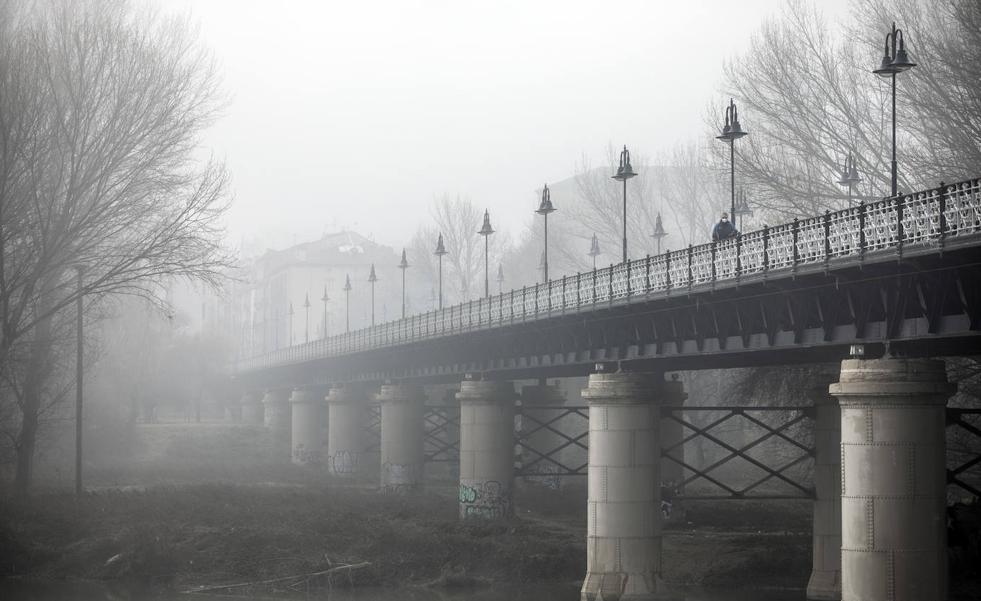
[712,212,738,241]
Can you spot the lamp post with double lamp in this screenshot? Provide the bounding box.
[716,98,749,219]
[434,233,447,310]
[611,146,637,263]
[398,249,409,318]
[873,22,916,197]
[733,189,753,232]
[838,152,863,204]
[321,285,329,339]
[478,209,494,298]
[651,213,667,255]
[536,183,556,282]
[343,275,352,333]
[497,263,504,295]
[368,264,378,326]
[589,233,600,270]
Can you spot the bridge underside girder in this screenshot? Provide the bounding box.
[237,246,981,389]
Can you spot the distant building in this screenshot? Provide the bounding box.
[239,230,401,355]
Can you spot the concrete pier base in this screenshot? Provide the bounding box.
[830,358,954,601]
[807,376,842,600]
[580,370,668,601]
[325,384,367,477]
[520,382,565,489]
[457,379,516,520]
[262,389,291,460]
[241,391,264,425]
[377,383,425,492]
[290,388,325,466]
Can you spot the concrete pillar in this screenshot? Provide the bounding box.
[290,388,326,466]
[227,396,243,423]
[457,379,516,520]
[262,389,291,459]
[580,370,672,601]
[377,383,425,492]
[807,378,842,600]
[240,391,264,425]
[325,384,367,477]
[659,374,687,525]
[830,358,954,601]
[520,381,565,489]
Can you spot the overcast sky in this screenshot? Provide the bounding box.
[168,0,851,252]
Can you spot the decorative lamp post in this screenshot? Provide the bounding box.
[368,264,378,326]
[478,209,495,298]
[611,145,637,263]
[343,275,352,333]
[873,22,916,197]
[716,98,749,219]
[733,189,753,232]
[434,233,448,309]
[651,213,667,255]
[538,251,547,283]
[497,263,504,295]
[321,285,329,339]
[838,151,863,203]
[303,293,311,343]
[589,233,600,270]
[535,183,556,281]
[288,302,295,346]
[398,248,409,318]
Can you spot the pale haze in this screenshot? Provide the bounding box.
[171,0,851,251]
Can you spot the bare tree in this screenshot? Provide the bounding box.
[0,1,231,492]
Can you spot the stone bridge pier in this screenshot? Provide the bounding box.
[262,389,291,461]
[290,388,326,466]
[240,390,264,425]
[831,358,954,601]
[326,384,368,477]
[580,369,683,601]
[457,378,516,520]
[377,383,425,492]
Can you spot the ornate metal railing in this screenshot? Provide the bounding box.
[236,178,981,372]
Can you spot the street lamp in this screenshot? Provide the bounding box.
[873,22,916,197]
[536,183,556,282]
[651,213,667,255]
[497,263,504,294]
[343,275,352,333]
[303,293,311,343]
[538,251,547,283]
[368,264,378,326]
[288,302,295,346]
[478,209,495,298]
[434,233,448,310]
[321,285,329,339]
[716,98,749,219]
[589,233,600,270]
[733,189,753,232]
[398,248,409,318]
[611,145,637,263]
[837,151,863,204]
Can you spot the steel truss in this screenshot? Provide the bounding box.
[947,408,981,498]
[514,405,589,477]
[423,405,460,462]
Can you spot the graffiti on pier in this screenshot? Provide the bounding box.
[524,463,561,490]
[459,480,511,519]
[328,450,360,475]
[292,443,322,465]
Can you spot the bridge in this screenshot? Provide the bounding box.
[230,178,981,601]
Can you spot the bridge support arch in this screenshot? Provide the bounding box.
[580,369,678,601]
[262,389,291,460]
[290,388,325,466]
[457,378,516,520]
[831,358,954,601]
[377,383,425,492]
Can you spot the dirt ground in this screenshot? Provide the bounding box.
[0,420,976,598]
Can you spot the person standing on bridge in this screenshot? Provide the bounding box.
[712,211,738,241]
